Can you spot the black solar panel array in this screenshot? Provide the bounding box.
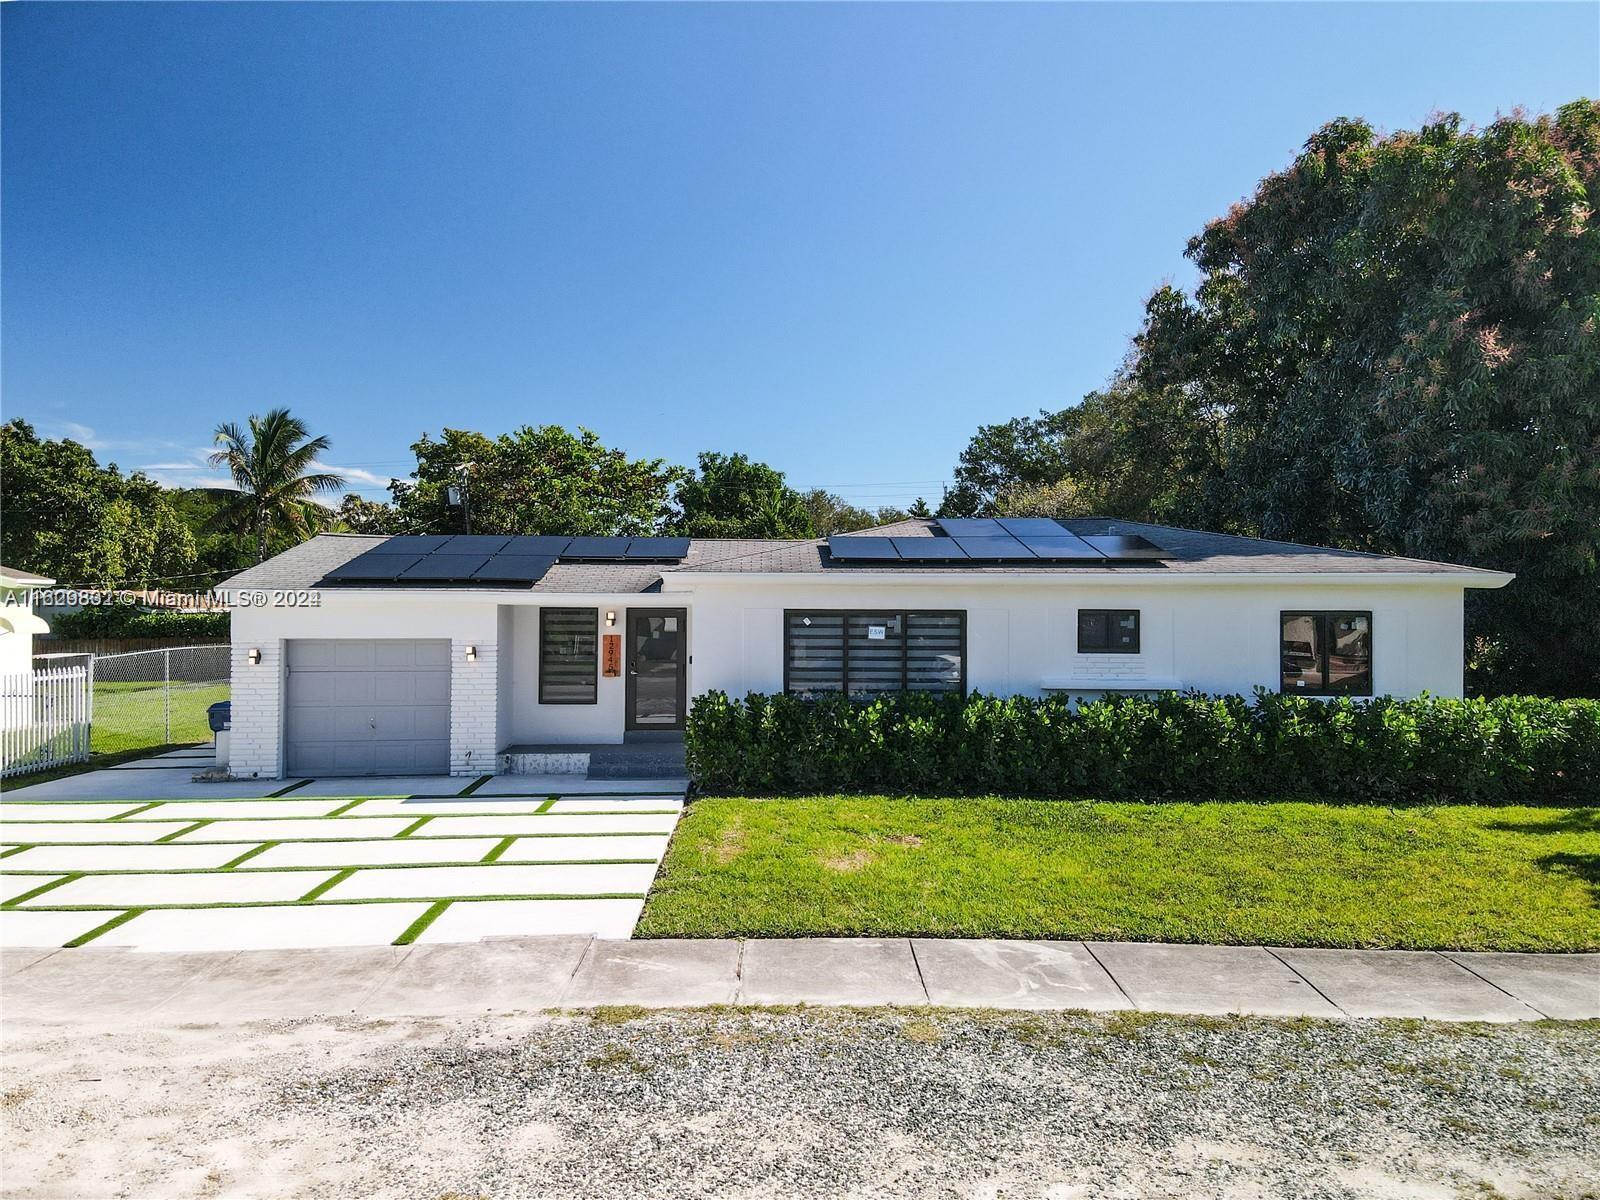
[322,534,692,587]
[824,521,1169,566]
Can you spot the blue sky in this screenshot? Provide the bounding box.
[4,3,1596,511]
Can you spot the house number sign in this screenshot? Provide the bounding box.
[603,634,622,677]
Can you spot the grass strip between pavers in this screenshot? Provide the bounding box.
[154,820,211,843]
[64,908,143,947]
[3,830,671,847]
[267,779,314,798]
[1,873,82,907]
[20,891,649,912]
[298,868,354,901]
[481,836,517,863]
[0,789,683,806]
[325,799,366,816]
[109,802,163,820]
[396,816,434,838]
[0,844,34,859]
[536,797,557,813]
[0,857,660,877]
[458,775,493,796]
[0,809,680,825]
[219,842,277,869]
[393,899,452,945]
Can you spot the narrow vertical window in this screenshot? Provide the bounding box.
[540,608,598,704]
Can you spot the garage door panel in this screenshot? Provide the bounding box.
[285,639,451,777]
[332,641,377,669]
[287,674,339,706]
[413,675,451,704]
[332,674,378,704]
[372,641,420,669]
[413,641,451,669]
[287,641,338,670]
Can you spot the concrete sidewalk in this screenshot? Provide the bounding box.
[4,936,1595,1024]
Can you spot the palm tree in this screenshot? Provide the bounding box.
[207,408,346,562]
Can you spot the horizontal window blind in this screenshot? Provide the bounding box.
[540,608,599,704]
[785,611,965,697]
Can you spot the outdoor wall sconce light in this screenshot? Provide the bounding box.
[465,645,477,662]
[247,648,261,666]
[605,611,617,627]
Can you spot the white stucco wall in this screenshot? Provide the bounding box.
[227,574,1480,777]
[667,575,1471,703]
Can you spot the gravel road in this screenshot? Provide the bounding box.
[3,1009,1597,1199]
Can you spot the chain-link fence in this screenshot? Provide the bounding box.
[57,645,231,758]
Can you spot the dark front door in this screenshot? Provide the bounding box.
[625,608,687,731]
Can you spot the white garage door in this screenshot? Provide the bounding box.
[284,639,451,777]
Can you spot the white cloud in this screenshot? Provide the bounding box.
[312,461,397,489]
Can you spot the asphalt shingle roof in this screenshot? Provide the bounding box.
[219,519,1506,596]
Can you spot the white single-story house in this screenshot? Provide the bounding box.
[0,565,55,677]
[218,518,1513,778]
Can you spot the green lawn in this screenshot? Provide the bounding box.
[637,797,1600,951]
[91,681,228,756]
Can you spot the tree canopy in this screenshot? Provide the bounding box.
[946,101,1600,695]
[0,420,197,587]
[386,425,679,536]
[668,452,814,539]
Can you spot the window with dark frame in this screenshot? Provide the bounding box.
[1078,609,1140,654]
[1280,611,1372,696]
[539,607,599,704]
[784,610,965,697]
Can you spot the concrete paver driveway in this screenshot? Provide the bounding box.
[0,759,686,950]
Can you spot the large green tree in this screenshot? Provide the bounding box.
[668,452,814,539]
[799,489,913,536]
[1139,102,1600,694]
[387,425,679,536]
[208,408,345,563]
[947,101,1600,695]
[0,420,197,587]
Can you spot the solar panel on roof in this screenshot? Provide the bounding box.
[890,538,970,561]
[323,553,425,581]
[437,535,512,554]
[398,554,493,580]
[826,536,900,561]
[1082,534,1169,561]
[952,536,1037,560]
[499,536,573,556]
[997,518,1073,537]
[625,537,691,560]
[375,535,452,553]
[470,554,557,584]
[936,518,1006,537]
[1017,535,1107,561]
[562,536,632,559]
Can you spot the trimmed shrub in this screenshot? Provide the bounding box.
[49,607,230,640]
[685,689,1600,804]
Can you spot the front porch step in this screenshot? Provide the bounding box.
[501,742,688,780]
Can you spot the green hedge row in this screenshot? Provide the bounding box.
[684,689,1600,804]
[49,607,230,639]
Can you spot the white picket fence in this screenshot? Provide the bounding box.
[0,666,92,780]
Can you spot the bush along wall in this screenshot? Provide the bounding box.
[684,689,1600,805]
[48,607,230,640]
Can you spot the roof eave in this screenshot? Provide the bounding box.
[662,569,1514,588]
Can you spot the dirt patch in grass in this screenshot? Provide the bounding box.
[820,847,876,872]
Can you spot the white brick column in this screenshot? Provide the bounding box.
[450,637,499,776]
[227,639,283,778]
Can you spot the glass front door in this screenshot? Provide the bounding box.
[625,609,687,731]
